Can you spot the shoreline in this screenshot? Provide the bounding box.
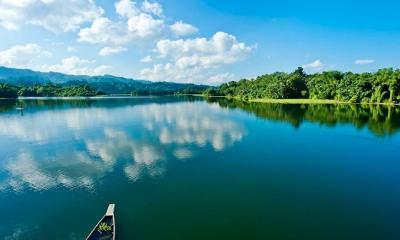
[250,98,347,105]
[0,95,164,100]
[203,95,400,106]
[251,98,400,106]
[2,95,400,106]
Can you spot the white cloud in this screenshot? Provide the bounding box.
[140,63,204,83]
[78,1,166,46]
[115,0,163,18]
[141,0,163,17]
[127,13,164,37]
[355,59,375,65]
[0,0,103,32]
[155,32,252,67]
[140,55,153,63]
[93,65,112,75]
[99,46,128,56]
[0,43,50,68]
[115,0,139,18]
[207,72,235,85]
[78,0,165,46]
[170,21,198,36]
[78,0,199,49]
[42,56,111,75]
[140,32,253,83]
[78,17,133,46]
[302,59,323,69]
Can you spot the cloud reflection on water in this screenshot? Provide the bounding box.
[0,101,246,192]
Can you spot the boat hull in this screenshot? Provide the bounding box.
[86,204,115,240]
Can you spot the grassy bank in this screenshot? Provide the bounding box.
[249,98,348,105]
[250,98,400,105]
[202,95,400,105]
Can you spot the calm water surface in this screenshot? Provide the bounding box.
[0,97,400,240]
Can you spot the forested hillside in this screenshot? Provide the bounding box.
[206,67,400,103]
[0,83,102,98]
[0,66,208,96]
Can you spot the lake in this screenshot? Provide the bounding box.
[0,97,400,240]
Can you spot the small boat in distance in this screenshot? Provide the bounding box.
[86,204,115,240]
[15,104,24,110]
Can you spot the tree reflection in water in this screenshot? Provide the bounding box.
[209,98,400,137]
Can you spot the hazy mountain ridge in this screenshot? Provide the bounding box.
[0,66,209,94]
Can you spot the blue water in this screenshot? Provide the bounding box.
[0,97,399,239]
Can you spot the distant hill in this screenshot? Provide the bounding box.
[0,66,209,95]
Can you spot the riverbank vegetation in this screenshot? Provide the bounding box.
[205,67,400,104]
[249,99,344,104]
[0,83,103,98]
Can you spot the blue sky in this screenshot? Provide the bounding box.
[0,0,399,85]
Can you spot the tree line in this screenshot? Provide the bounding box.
[0,83,103,98]
[0,81,207,98]
[205,68,400,103]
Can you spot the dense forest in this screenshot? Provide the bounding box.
[205,68,400,104]
[0,83,103,98]
[0,66,208,96]
[0,82,206,98]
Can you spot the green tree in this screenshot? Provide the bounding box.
[211,67,400,104]
[0,83,18,98]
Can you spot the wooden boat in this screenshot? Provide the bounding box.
[86,204,115,240]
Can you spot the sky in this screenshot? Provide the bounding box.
[0,0,399,85]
